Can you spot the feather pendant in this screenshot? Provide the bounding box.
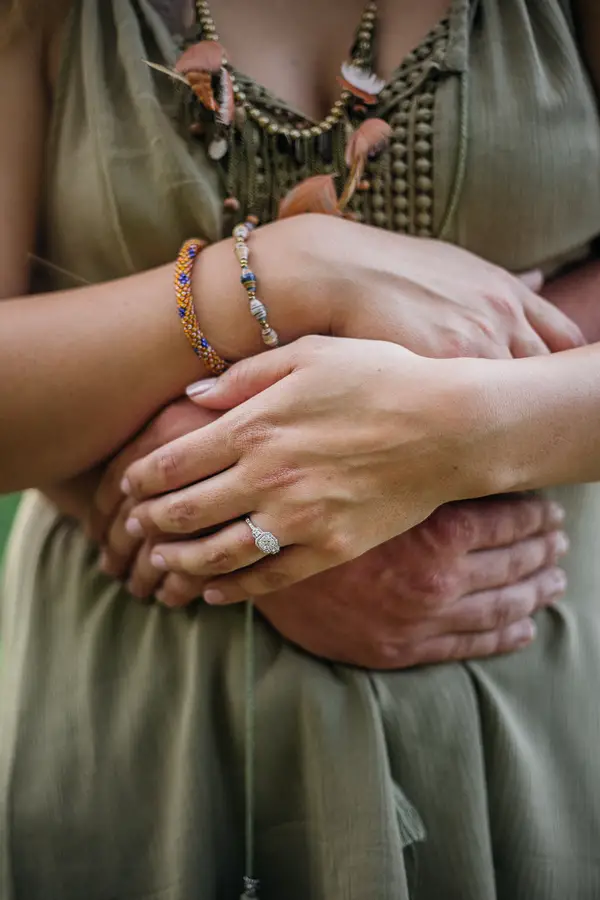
[278,174,341,218]
[143,60,190,87]
[176,40,227,74]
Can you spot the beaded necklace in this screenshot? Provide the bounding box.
[194,0,382,147]
[160,1,400,222]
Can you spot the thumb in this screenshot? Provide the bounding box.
[518,269,544,293]
[186,345,298,410]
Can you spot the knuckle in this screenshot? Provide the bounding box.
[258,567,290,591]
[428,506,474,551]
[228,414,271,456]
[322,531,354,562]
[490,590,520,630]
[414,567,460,605]
[483,288,518,321]
[165,497,198,528]
[205,546,234,574]
[155,449,181,486]
[256,464,300,494]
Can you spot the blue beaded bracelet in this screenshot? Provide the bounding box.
[232,217,279,349]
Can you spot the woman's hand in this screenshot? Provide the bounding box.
[123,337,513,603]
[142,495,568,669]
[207,215,583,364]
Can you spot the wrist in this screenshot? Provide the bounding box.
[191,217,333,363]
[427,358,525,503]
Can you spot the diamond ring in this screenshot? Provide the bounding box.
[245,517,281,556]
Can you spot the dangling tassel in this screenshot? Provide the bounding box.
[240,600,260,900]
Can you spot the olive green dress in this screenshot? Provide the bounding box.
[2,1,600,897]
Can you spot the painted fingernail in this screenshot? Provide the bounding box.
[186,378,218,398]
[125,517,144,537]
[549,502,566,525]
[555,532,570,555]
[150,552,167,571]
[120,477,131,495]
[204,588,226,605]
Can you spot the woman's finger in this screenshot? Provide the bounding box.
[441,566,566,634]
[126,541,165,600]
[186,340,301,410]
[128,468,255,536]
[201,544,332,605]
[522,291,585,352]
[124,416,240,500]
[462,529,568,593]
[150,514,284,577]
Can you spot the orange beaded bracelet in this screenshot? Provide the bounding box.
[174,238,229,375]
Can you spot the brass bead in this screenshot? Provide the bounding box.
[267,123,280,135]
[248,107,261,120]
[416,195,432,210]
[325,114,338,126]
[393,192,408,208]
[310,125,322,138]
[290,128,301,139]
[415,158,432,172]
[320,121,332,132]
[258,115,270,127]
[394,213,409,229]
[300,128,312,139]
[236,91,246,103]
[373,210,386,226]
[358,29,371,41]
[279,125,292,137]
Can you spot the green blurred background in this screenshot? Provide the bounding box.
[0,495,19,566]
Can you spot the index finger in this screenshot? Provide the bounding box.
[123,414,239,500]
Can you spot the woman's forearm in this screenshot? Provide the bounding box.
[0,226,332,493]
[465,345,600,497]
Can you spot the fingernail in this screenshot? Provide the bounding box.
[517,619,536,644]
[125,517,144,537]
[186,378,218,398]
[150,552,167,571]
[555,532,570,555]
[155,589,178,608]
[120,477,131,495]
[204,588,226,605]
[98,550,113,575]
[549,502,566,525]
[551,569,568,592]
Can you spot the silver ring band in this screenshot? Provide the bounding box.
[245,517,281,556]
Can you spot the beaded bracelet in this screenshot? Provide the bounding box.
[174,238,229,375]
[232,218,280,349]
